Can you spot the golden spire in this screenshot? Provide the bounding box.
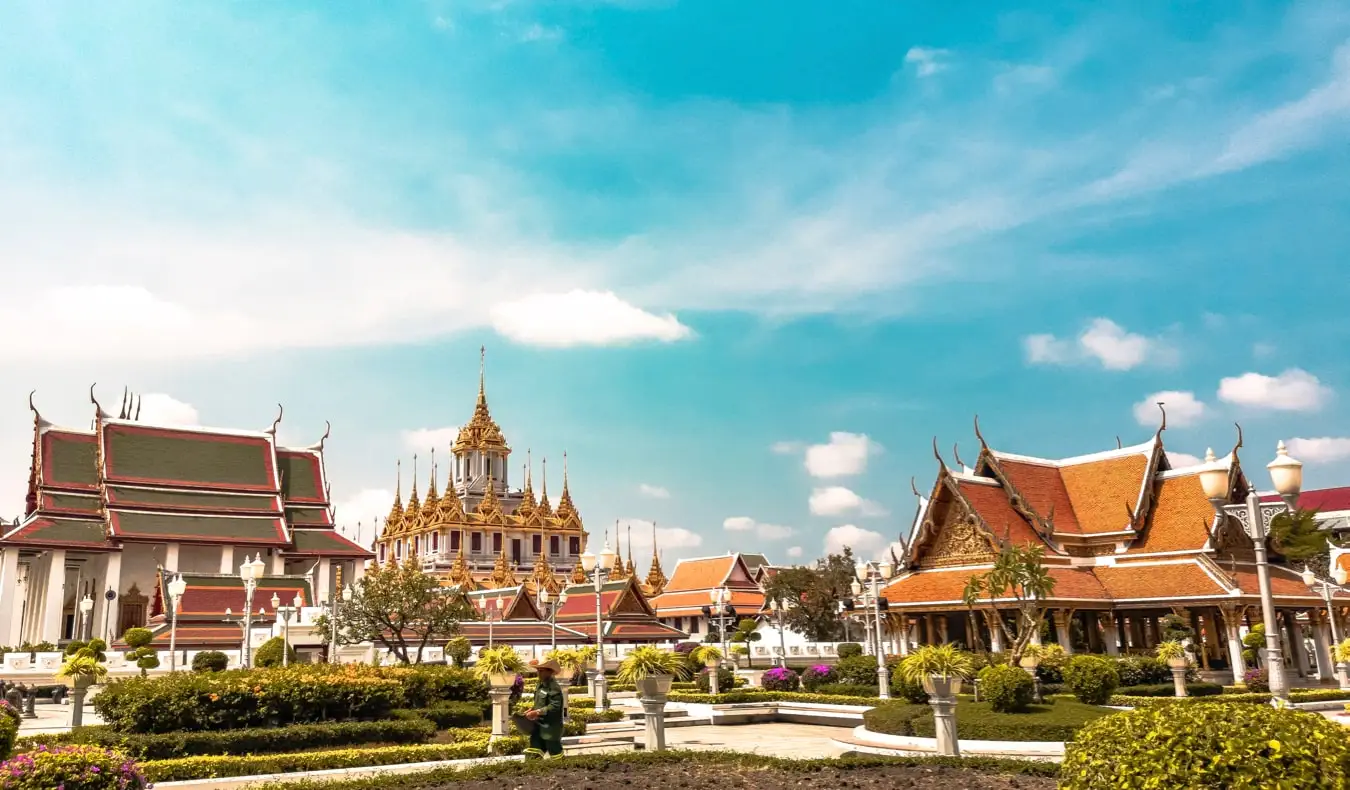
[449,546,473,587]
[532,551,561,595]
[536,457,554,519]
[382,460,405,538]
[516,449,537,519]
[555,451,579,525]
[645,521,668,595]
[453,346,510,455]
[435,469,465,522]
[612,521,626,580]
[489,542,517,588]
[406,454,421,527]
[570,559,587,585]
[422,448,440,521]
[476,469,504,523]
[625,522,636,577]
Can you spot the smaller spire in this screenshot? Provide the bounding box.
[570,560,587,584]
[536,457,554,518]
[625,522,635,576]
[382,460,405,539]
[645,520,667,595]
[407,454,421,519]
[555,451,579,524]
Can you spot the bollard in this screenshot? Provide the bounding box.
[640,696,667,751]
[1171,667,1188,698]
[488,687,512,740]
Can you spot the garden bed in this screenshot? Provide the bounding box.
[864,700,1110,742]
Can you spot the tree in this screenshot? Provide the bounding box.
[729,619,762,667]
[446,636,472,667]
[122,628,159,676]
[960,575,986,652]
[762,547,857,641]
[254,636,297,667]
[313,560,478,664]
[962,543,1056,664]
[1271,508,1329,574]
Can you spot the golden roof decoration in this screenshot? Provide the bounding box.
[476,470,505,523]
[625,522,636,577]
[554,451,580,526]
[421,450,440,521]
[488,545,518,588]
[448,547,473,587]
[405,455,422,530]
[644,521,667,596]
[453,346,510,454]
[516,451,537,520]
[383,460,405,538]
[434,474,465,523]
[570,560,587,584]
[535,457,555,519]
[532,552,562,595]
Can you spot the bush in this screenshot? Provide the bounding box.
[253,637,298,668]
[799,664,836,691]
[913,701,1108,742]
[861,701,930,735]
[979,665,1034,713]
[761,668,799,692]
[1061,655,1119,705]
[17,719,437,761]
[694,667,736,693]
[391,702,485,730]
[1062,700,1350,788]
[390,665,487,708]
[889,663,930,704]
[0,744,149,789]
[122,627,159,676]
[667,690,880,706]
[191,651,229,673]
[445,637,472,668]
[1115,682,1224,698]
[836,643,864,659]
[1244,667,1270,693]
[0,702,17,758]
[835,655,883,686]
[1034,644,1068,683]
[813,683,879,698]
[139,739,504,783]
[1116,655,1169,687]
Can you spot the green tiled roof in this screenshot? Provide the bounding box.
[109,510,286,544]
[4,516,108,548]
[290,529,372,556]
[40,492,101,514]
[104,425,276,490]
[285,506,333,526]
[42,431,98,489]
[105,485,280,514]
[278,452,324,502]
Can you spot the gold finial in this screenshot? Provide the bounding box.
[645,520,667,595]
[407,454,421,515]
[479,345,486,402]
[626,522,636,577]
[570,560,587,584]
[555,451,579,524]
[537,457,554,518]
[454,345,509,454]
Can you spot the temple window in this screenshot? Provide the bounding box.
[492,532,502,553]
[432,532,440,552]
[471,532,482,552]
[379,544,387,563]
[568,536,580,554]
[550,535,560,555]
[532,534,542,554]
[451,531,461,551]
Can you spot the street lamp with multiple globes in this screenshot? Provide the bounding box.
[238,553,266,668]
[855,560,896,699]
[486,595,506,648]
[272,592,302,668]
[538,587,569,651]
[1198,438,1303,703]
[579,538,619,711]
[328,583,354,664]
[765,594,795,668]
[78,594,94,642]
[167,574,187,671]
[702,587,738,664]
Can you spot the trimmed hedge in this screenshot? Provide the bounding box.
[1114,682,1223,698]
[567,708,626,724]
[17,719,437,760]
[1062,700,1350,787]
[978,665,1033,713]
[1061,655,1119,706]
[141,736,527,783]
[861,702,930,735]
[1109,688,1350,707]
[390,702,485,730]
[863,699,1109,742]
[667,690,879,706]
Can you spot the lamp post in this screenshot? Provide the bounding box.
[328,584,352,664]
[238,554,265,668]
[167,575,186,672]
[766,596,793,668]
[539,588,569,651]
[77,594,94,642]
[701,587,737,664]
[1200,440,1303,703]
[486,594,505,648]
[855,560,896,700]
[1302,566,1345,685]
[273,592,301,668]
[579,538,618,711]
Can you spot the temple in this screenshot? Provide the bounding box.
[651,553,766,638]
[881,416,1348,684]
[0,389,370,647]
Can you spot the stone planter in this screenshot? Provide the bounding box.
[921,675,963,697]
[922,675,960,757]
[488,672,517,689]
[636,674,674,699]
[1166,657,1188,670]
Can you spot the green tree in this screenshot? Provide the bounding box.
[313,560,478,664]
[254,636,297,667]
[962,543,1056,664]
[1271,508,1329,572]
[122,628,159,676]
[446,636,472,667]
[762,547,857,641]
[729,619,762,667]
[960,575,986,653]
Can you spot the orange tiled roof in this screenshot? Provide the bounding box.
[664,556,737,592]
[1094,561,1229,600]
[1229,566,1341,601]
[651,589,763,616]
[882,565,1108,606]
[1060,454,1151,535]
[1128,472,1214,554]
[955,479,1042,546]
[997,460,1081,533]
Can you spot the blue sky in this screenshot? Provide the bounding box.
[2,0,1349,565]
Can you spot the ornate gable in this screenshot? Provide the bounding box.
[911,469,1000,569]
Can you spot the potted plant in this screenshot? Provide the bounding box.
[1018,643,1044,671]
[691,644,723,669]
[55,647,106,728]
[474,645,527,688]
[899,643,974,698]
[545,647,585,684]
[1156,640,1188,669]
[616,645,689,698]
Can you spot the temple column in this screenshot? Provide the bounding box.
[220,546,234,574]
[896,615,911,656]
[984,611,1004,653]
[1102,615,1121,656]
[316,558,332,605]
[1053,610,1073,653]
[351,559,366,585]
[93,552,122,644]
[1223,610,1247,685]
[1312,610,1334,681]
[20,558,46,644]
[937,614,949,644]
[0,549,20,647]
[270,551,284,575]
[1284,611,1310,679]
[41,549,67,644]
[164,543,180,573]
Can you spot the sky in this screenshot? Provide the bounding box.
[3,0,1350,567]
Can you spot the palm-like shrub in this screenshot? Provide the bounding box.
[897,644,974,684]
[978,664,1033,713]
[1155,640,1187,664]
[473,646,527,686]
[1061,654,1119,705]
[691,645,723,667]
[615,646,688,683]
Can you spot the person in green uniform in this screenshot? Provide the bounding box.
[524,659,565,757]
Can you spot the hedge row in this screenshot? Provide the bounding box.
[1108,688,1350,707]
[140,737,528,783]
[667,691,879,706]
[567,708,627,724]
[863,700,1109,743]
[390,702,487,730]
[16,719,437,760]
[1113,682,1224,698]
[93,664,487,733]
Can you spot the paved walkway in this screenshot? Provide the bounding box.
[641,723,848,758]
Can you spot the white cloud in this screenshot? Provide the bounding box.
[1027,319,1168,371]
[994,64,1055,94]
[786,546,804,559]
[803,432,881,478]
[616,518,704,564]
[1218,369,1332,411]
[770,441,802,455]
[824,524,887,558]
[1133,391,1206,427]
[1166,451,1204,468]
[904,47,950,77]
[1286,437,1350,464]
[519,23,563,42]
[402,426,459,452]
[638,483,670,499]
[1253,342,1277,359]
[333,488,393,548]
[808,486,888,517]
[488,290,693,347]
[722,516,794,540]
[134,393,199,425]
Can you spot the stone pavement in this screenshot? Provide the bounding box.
[640,723,849,758]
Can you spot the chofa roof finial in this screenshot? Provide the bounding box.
[308,420,331,452]
[974,414,989,451]
[1157,401,1167,434]
[932,436,945,466]
[953,443,966,469]
[268,404,284,436]
[90,384,108,420]
[910,476,922,499]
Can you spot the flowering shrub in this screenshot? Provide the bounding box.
[0,744,148,789]
[0,702,16,758]
[761,667,799,692]
[508,674,525,706]
[1244,667,1270,693]
[800,664,836,691]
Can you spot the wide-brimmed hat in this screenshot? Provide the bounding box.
[530,659,562,673]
